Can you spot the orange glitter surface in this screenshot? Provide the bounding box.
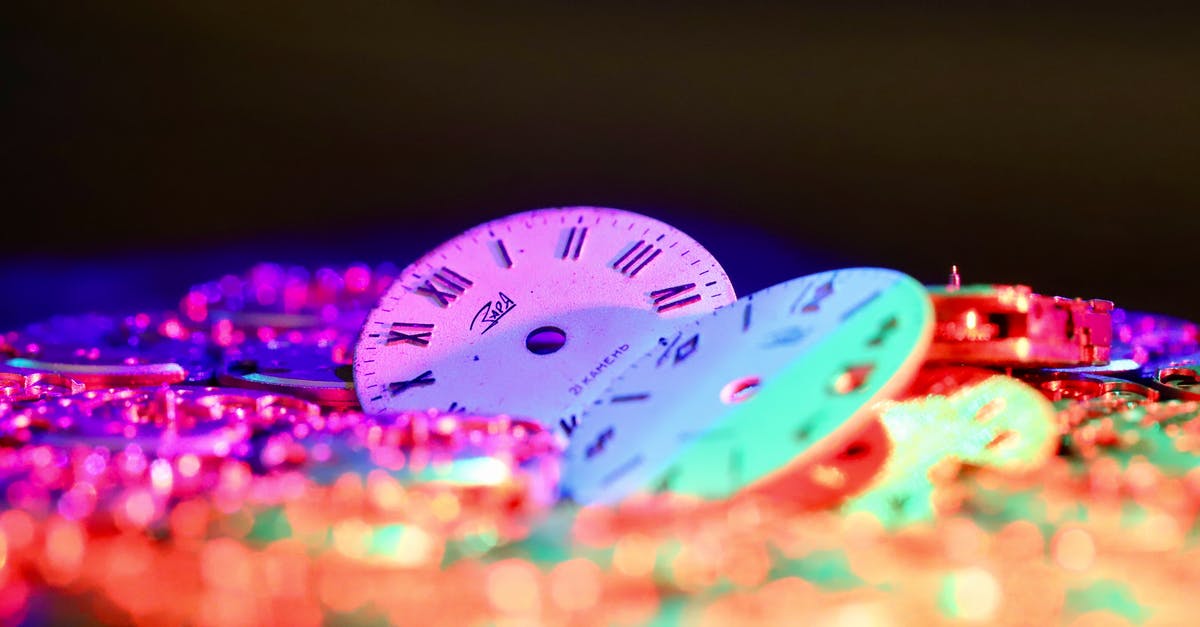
[0,446,1197,625]
[4,281,1200,624]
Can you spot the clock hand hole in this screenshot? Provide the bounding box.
[526,326,567,355]
[837,440,871,460]
[720,376,761,404]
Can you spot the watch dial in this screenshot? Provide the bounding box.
[353,207,736,435]
[563,268,934,504]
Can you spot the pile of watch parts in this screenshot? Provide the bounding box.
[2,259,1199,626]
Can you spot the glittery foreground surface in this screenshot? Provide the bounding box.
[0,262,1196,626]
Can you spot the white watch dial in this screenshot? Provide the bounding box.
[563,268,933,505]
[353,207,736,436]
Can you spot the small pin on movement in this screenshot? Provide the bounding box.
[948,265,961,292]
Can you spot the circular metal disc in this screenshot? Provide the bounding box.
[563,268,933,504]
[353,207,736,433]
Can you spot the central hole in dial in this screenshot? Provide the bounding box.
[526,326,567,355]
[720,376,761,404]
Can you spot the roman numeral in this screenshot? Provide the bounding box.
[561,227,588,260]
[868,316,899,346]
[612,241,661,277]
[675,334,699,363]
[657,332,700,367]
[415,267,473,306]
[650,283,701,313]
[611,393,650,403]
[656,333,681,367]
[388,370,436,396]
[559,414,579,437]
[801,278,835,313]
[387,322,434,346]
[585,427,615,459]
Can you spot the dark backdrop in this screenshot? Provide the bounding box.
[5,3,1199,328]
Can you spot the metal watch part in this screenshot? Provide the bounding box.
[219,340,358,409]
[0,370,85,404]
[884,368,1058,473]
[1138,352,1200,402]
[846,369,1057,527]
[562,267,933,505]
[353,207,736,433]
[257,410,564,564]
[1063,400,1200,469]
[4,355,189,388]
[1040,358,1142,377]
[306,411,562,501]
[927,283,1113,367]
[1021,370,1159,406]
[4,312,217,386]
[26,386,320,458]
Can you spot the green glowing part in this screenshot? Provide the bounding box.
[659,274,932,498]
[843,481,937,529]
[879,376,1056,474]
[1091,411,1200,475]
[411,456,513,486]
[369,524,406,556]
[771,550,865,590]
[440,530,505,567]
[5,356,186,377]
[245,508,293,543]
[652,598,688,627]
[1065,580,1150,623]
[563,269,935,506]
[844,375,1056,528]
[959,485,1061,533]
[937,574,960,618]
[307,449,514,488]
[472,506,576,566]
[927,285,1005,297]
[937,571,1002,620]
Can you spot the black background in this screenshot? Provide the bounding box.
[5,3,1199,328]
